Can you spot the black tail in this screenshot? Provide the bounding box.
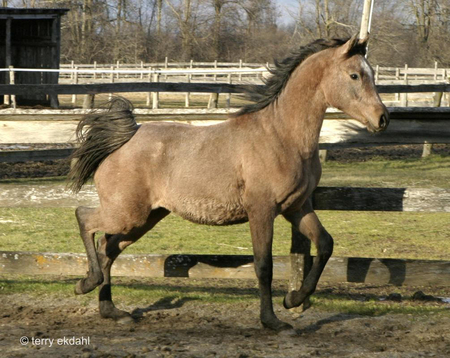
[68,97,139,193]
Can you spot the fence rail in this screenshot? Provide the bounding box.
[1,251,449,287]
[0,82,449,96]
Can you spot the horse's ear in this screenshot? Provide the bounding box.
[340,34,359,55]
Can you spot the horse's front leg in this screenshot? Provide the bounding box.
[283,202,334,309]
[248,209,293,331]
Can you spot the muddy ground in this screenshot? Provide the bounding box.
[1,144,450,179]
[1,279,450,358]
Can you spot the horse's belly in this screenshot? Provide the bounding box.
[167,197,248,226]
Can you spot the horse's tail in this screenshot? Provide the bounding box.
[68,97,139,193]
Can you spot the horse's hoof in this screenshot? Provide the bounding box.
[74,280,86,295]
[283,292,296,309]
[74,276,103,295]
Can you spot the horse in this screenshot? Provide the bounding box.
[68,34,389,332]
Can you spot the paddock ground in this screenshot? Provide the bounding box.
[1,278,450,358]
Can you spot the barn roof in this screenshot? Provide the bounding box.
[0,7,69,18]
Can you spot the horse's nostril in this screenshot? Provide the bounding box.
[379,114,388,129]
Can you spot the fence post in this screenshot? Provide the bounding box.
[152,73,160,109]
[214,60,217,82]
[9,66,16,109]
[109,66,114,101]
[164,57,168,80]
[83,94,95,109]
[239,59,242,82]
[147,67,153,106]
[422,81,443,157]
[208,93,219,109]
[395,68,400,101]
[93,61,97,80]
[375,65,379,83]
[227,73,232,108]
[70,60,74,80]
[140,61,144,80]
[116,60,120,80]
[185,74,191,107]
[71,66,78,105]
[401,64,408,107]
[319,149,327,163]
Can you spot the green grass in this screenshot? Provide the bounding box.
[0,155,449,259]
[1,208,449,260]
[321,154,450,188]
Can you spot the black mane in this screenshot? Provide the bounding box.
[236,37,366,116]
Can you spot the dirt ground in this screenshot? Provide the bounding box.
[1,279,450,358]
[1,145,450,357]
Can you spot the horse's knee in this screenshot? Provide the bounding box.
[318,231,334,260]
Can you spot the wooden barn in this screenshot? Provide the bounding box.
[0,7,68,107]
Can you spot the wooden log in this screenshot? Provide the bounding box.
[1,251,450,287]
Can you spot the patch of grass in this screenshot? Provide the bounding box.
[0,276,261,305]
[310,296,450,316]
[321,154,450,188]
[0,208,449,260]
[0,156,449,259]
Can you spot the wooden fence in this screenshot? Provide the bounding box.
[1,64,449,109]
[1,184,450,286]
[0,76,449,287]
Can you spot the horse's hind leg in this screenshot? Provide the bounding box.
[290,224,313,310]
[97,208,170,321]
[75,206,104,295]
[283,202,334,309]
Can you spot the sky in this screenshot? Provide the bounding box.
[277,0,299,25]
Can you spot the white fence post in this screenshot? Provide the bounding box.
[71,66,78,105]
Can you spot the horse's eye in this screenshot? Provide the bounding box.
[350,74,359,80]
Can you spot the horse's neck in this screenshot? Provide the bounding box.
[263,71,328,157]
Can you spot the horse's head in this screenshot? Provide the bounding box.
[321,34,389,133]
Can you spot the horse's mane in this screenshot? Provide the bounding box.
[236,37,366,116]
